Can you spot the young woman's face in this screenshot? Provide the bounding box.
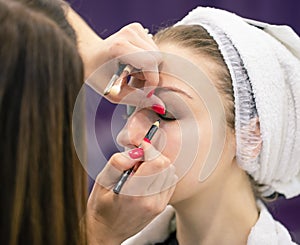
[117,43,236,204]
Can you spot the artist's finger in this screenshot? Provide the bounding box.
[106,38,159,67]
[105,82,165,114]
[105,38,160,84]
[127,73,161,104]
[120,161,176,196]
[122,23,157,50]
[95,149,144,188]
[141,140,169,165]
[121,26,158,53]
[121,51,160,87]
[117,142,177,196]
[142,140,162,162]
[110,149,144,170]
[129,71,146,81]
[102,26,162,98]
[114,23,157,49]
[117,23,162,69]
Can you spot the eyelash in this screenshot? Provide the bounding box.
[158,111,176,121]
[125,106,176,121]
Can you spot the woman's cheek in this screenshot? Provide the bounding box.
[154,120,182,163]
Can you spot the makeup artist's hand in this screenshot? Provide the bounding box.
[87,22,161,82]
[67,7,161,81]
[66,7,164,110]
[86,141,177,245]
[82,23,165,113]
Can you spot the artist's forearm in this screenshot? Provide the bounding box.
[64,5,105,78]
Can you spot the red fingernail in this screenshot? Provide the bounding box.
[147,89,155,98]
[128,148,144,159]
[143,138,151,144]
[151,104,165,115]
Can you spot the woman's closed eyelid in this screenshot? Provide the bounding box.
[158,110,176,121]
[125,105,176,121]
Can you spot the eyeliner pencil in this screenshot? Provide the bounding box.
[113,119,160,194]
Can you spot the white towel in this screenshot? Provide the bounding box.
[176,7,300,199]
[247,201,297,245]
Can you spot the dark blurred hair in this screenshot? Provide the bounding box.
[0,0,87,244]
[15,0,77,43]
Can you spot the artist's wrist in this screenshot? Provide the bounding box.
[85,212,124,245]
[80,37,107,80]
[64,6,105,79]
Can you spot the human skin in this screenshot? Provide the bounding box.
[117,43,259,245]
[87,140,177,245]
[66,6,163,105]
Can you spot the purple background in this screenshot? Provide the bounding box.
[68,0,300,242]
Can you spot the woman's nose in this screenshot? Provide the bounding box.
[117,110,155,148]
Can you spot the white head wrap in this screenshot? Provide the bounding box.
[176,7,300,199]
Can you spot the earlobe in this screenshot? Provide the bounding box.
[233,116,262,164]
[241,116,262,159]
[249,117,262,158]
[228,126,237,157]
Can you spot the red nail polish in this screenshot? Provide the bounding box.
[147,89,155,98]
[143,138,151,144]
[151,104,165,115]
[128,148,144,159]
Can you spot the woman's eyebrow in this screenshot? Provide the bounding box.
[157,86,193,99]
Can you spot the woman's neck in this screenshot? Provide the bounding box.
[173,165,259,245]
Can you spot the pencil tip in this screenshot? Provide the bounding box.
[154,119,160,127]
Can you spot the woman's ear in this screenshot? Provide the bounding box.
[232,116,262,164]
[227,125,237,159]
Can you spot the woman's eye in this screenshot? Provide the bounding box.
[158,110,176,121]
[125,106,176,121]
